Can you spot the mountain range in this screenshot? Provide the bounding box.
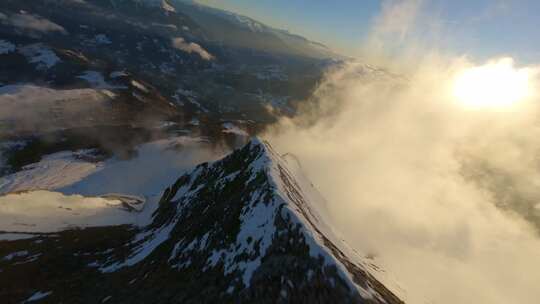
[0,1,405,303]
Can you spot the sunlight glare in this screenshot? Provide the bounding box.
[453,58,532,109]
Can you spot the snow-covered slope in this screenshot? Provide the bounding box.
[0,136,222,196]
[0,136,222,238]
[0,149,104,194]
[0,190,150,234]
[0,138,403,303]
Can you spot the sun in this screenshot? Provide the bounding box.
[452,58,532,109]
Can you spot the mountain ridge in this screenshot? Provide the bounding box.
[170,0,343,60]
[0,138,403,303]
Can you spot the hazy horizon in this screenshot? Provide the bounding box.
[196,0,540,64]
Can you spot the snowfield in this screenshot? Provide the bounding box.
[0,136,224,237]
[0,150,103,195]
[0,190,148,233]
[60,136,224,197]
[0,136,221,196]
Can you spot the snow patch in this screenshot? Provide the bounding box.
[77,71,126,89]
[93,34,112,44]
[172,37,214,60]
[189,118,200,126]
[160,0,176,12]
[225,190,277,286]
[188,99,209,113]
[0,40,15,54]
[25,290,52,302]
[18,44,60,70]
[0,150,103,194]
[3,250,29,261]
[131,80,149,93]
[100,89,117,98]
[0,191,140,233]
[140,0,176,13]
[222,122,248,137]
[110,71,129,78]
[0,233,37,241]
[100,221,175,272]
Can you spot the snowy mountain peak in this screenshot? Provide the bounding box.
[136,138,403,302]
[0,138,403,303]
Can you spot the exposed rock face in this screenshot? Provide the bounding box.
[0,139,403,303]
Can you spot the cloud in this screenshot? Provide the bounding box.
[172,37,214,60]
[264,1,540,300]
[0,12,67,35]
[364,0,424,60]
[265,55,540,304]
[371,0,422,42]
[0,85,110,134]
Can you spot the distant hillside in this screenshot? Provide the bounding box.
[171,0,343,60]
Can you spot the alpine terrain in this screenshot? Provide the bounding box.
[0,139,403,303]
[1,0,405,303]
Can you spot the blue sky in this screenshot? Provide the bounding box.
[195,0,540,64]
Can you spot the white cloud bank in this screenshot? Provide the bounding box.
[264,1,540,302]
[265,55,540,304]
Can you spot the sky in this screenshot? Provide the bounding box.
[195,0,540,64]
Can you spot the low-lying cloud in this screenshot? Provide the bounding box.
[172,37,214,60]
[265,55,540,304]
[264,1,540,302]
